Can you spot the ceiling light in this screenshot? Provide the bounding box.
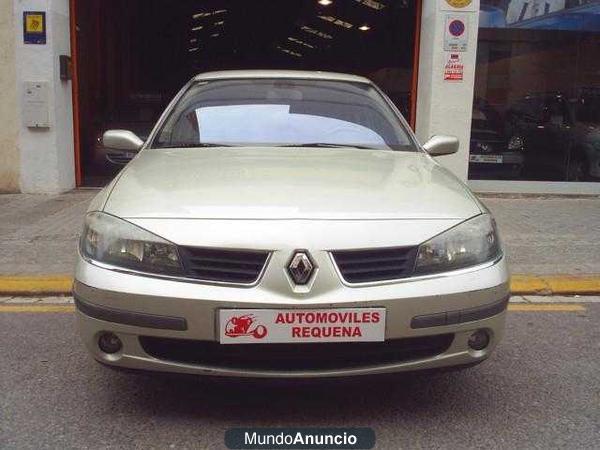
[192,9,227,19]
[191,25,203,31]
[318,15,353,29]
[354,0,386,10]
[288,37,315,49]
[301,25,333,39]
[188,47,199,52]
[277,46,302,58]
[190,38,198,43]
[210,33,220,38]
[318,0,333,5]
[359,24,371,31]
[214,20,225,26]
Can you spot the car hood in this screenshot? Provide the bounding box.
[103,147,481,220]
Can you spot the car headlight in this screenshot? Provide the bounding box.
[80,212,183,275]
[414,214,502,276]
[507,135,524,151]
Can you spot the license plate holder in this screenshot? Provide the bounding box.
[469,154,504,164]
[218,308,386,344]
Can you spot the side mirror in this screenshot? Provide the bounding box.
[423,135,459,157]
[102,130,144,152]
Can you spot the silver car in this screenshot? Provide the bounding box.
[75,70,509,378]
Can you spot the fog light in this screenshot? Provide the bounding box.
[468,329,490,351]
[98,332,122,354]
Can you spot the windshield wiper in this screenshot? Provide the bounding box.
[157,142,381,150]
[157,142,236,149]
[281,143,378,149]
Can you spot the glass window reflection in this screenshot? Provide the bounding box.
[471,0,600,182]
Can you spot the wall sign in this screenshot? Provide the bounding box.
[23,81,50,128]
[23,11,46,45]
[444,53,464,82]
[444,0,472,8]
[444,15,468,52]
[441,0,476,12]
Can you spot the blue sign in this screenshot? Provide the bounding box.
[449,19,466,36]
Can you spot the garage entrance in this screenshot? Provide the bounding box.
[71,0,420,186]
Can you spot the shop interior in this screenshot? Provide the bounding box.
[73,0,418,186]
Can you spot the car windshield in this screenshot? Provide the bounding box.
[152,78,415,151]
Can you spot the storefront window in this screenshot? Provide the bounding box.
[470,0,600,182]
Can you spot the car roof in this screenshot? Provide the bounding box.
[193,70,372,84]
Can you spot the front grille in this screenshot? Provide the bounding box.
[331,247,418,283]
[178,247,269,284]
[139,334,454,371]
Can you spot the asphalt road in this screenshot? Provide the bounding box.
[1,303,598,449]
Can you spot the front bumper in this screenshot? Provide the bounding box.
[74,256,509,378]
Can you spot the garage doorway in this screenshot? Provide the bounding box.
[71,0,421,186]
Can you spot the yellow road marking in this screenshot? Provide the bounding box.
[0,275,72,295]
[511,275,600,295]
[0,305,75,313]
[508,303,585,312]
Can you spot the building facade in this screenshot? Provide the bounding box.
[1,0,598,194]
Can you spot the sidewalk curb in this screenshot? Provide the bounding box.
[510,275,600,295]
[1,274,600,296]
[0,275,73,296]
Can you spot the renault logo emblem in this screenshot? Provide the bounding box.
[287,251,315,285]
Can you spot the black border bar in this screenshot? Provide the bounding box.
[74,295,187,331]
[411,296,509,329]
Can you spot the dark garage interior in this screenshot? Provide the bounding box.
[72,0,418,186]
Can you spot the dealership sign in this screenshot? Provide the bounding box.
[219,308,386,344]
[444,53,464,82]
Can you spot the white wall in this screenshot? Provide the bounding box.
[415,0,480,181]
[14,0,74,193]
[0,0,19,192]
